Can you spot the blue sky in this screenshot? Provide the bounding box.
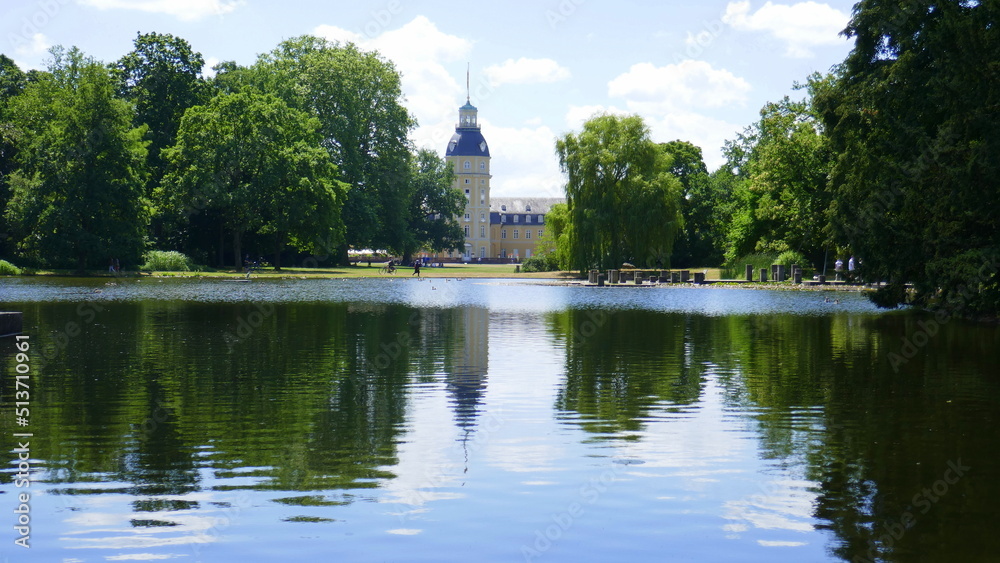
[3,0,859,198]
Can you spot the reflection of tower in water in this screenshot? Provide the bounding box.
[445,307,489,437]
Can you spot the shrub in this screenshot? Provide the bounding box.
[521,254,559,273]
[141,250,194,272]
[721,252,779,280]
[775,250,811,270]
[0,259,22,276]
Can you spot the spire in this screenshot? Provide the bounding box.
[466,62,470,104]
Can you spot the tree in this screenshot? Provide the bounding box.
[113,32,206,186]
[536,202,572,270]
[0,55,27,258]
[250,36,415,262]
[556,114,683,271]
[814,1,1000,313]
[159,91,347,269]
[723,79,834,267]
[4,47,149,271]
[661,140,727,267]
[398,148,464,263]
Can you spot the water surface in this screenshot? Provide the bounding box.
[1,277,997,562]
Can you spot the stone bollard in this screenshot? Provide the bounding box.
[793,267,802,284]
[598,274,605,287]
[589,269,599,284]
[515,265,520,273]
[776,265,785,282]
[760,268,768,283]
[671,272,680,283]
[818,274,826,284]
[693,272,706,284]
[659,275,669,283]
[610,269,619,284]
[746,264,754,282]
[635,272,643,284]
[681,270,690,283]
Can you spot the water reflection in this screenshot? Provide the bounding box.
[2,281,999,561]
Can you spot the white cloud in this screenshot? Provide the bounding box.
[482,121,564,198]
[608,60,751,110]
[202,57,221,79]
[723,1,850,58]
[78,0,243,21]
[483,58,570,87]
[14,32,49,58]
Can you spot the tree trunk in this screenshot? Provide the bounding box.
[273,239,282,271]
[233,229,242,271]
[218,223,225,267]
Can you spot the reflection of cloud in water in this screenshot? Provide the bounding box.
[722,478,818,537]
[487,439,567,473]
[386,528,423,536]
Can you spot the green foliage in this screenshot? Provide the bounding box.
[814,0,1000,313]
[556,114,683,272]
[721,252,779,280]
[521,254,559,273]
[0,259,21,275]
[141,250,194,271]
[536,203,572,270]
[775,250,810,270]
[160,90,347,269]
[722,78,833,266]
[662,140,727,267]
[4,46,149,271]
[249,36,415,259]
[400,148,464,261]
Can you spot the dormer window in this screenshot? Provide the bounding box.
[513,215,519,223]
[501,205,506,211]
[526,215,532,223]
[526,205,532,212]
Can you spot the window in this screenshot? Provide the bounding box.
[464,213,470,222]
[501,230,507,239]
[526,215,532,224]
[525,230,532,239]
[480,226,485,237]
[513,229,519,239]
[501,215,506,223]
[537,215,543,223]
[480,213,485,222]
[480,162,486,170]
[465,179,470,184]
[464,161,471,169]
[481,179,485,184]
[464,225,469,237]
[526,205,532,212]
[480,190,485,205]
[501,205,507,211]
[538,229,544,238]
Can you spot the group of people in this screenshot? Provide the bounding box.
[834,256,858,282]
[108,258,121,273]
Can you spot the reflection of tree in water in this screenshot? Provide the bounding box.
[713,313,1000,562]
[548,309,702,434]
[547,307,1000,560]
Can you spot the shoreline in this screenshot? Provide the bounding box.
[3,265,875,292]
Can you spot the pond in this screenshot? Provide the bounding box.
[1,277,998,562]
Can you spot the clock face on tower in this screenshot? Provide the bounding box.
[479,141,487,152]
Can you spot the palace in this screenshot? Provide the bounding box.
[439,94,563,262]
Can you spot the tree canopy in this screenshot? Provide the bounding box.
[814,0,1000,313]
[4,47,149,271]
[556,114,683,271]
